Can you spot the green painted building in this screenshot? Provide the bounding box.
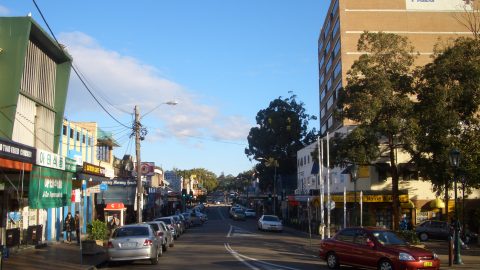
[0,16,72,153]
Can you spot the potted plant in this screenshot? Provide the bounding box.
[83,220,108,254]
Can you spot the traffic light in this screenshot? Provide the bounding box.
[182,189,187,199]
[268,193,272,201]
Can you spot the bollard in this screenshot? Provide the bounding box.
[448,236,453,266]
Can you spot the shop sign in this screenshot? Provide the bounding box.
[330,193,409,203]
[405,0,471,11]
[83,162,105,176]
[29,166,72,209]
[36,149,65,170]
[65,157,77,173]
[0,137,35,163]
[102,179,137,186]
[141,162,155,176]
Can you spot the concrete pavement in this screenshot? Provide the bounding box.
[2,241,106,270]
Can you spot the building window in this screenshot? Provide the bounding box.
[325,40,331,55]
[327,115,333,128]
[320,89,326,102]
[82,134,86,144]
[327,95,334,110]
[335,82,342,99]
[333,39,341,59]
[321,123,326,135]
[63,125,67,136]
[76,132,80,141]
[333,61,342,81]
[70,129,74,139]
[324,20,331,39]
[326,56,333,73]
[332,18,340,39]
[319,73,324,87]
[326,75,332,91]
[319,56,325,72]
[332,0,339,16]
[97,144,110,162]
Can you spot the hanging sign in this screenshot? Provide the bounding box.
[36,149,65,170]
[0,137,35,163]
[29,166,72,209]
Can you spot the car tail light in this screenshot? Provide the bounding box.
[143,239,153,246]
[107,241,113,248]
[158,231,164,236]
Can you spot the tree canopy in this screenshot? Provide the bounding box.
[245,94,317,192]
[334,31,418,229]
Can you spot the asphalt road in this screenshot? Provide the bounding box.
[99,205,327,269]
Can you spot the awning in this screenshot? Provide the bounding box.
[429,198,445,209]
[73,173,110,189]
[401,200,415,209]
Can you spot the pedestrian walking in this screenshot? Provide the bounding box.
[64,212,74,243]
[74,211,81,244]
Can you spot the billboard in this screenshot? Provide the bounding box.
[406,0,472,11]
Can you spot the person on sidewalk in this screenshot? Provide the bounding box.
[64,212,74,243]
[74,211,80,244]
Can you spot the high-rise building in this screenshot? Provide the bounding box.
[319,0,473,135]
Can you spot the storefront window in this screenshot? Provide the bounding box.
[375,208,392,229]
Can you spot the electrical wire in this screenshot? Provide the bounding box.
[32,0,132,129]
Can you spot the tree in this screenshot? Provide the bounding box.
[335,32,418,230]
[173,168,218,193]
[453,1,480,40]
[412,37,480,213]
[245,94,317,192]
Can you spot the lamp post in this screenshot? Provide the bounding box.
[350,163,358,226]
[449,148,462,265]
[460,175,466,238]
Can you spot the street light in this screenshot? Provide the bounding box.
[350,163,358,227]
[449,148,462,265]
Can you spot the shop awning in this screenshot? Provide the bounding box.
[429,198,445,209]
[401,200,415,209]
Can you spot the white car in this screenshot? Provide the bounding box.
[258,215,283,232]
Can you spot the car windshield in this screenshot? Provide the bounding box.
[263,216,280,222]
[159,218,172,224]
[113,227,149,238]
[372,231,406,246]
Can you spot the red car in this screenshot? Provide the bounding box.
[319,227,440,270]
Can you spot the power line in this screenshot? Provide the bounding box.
[31,0,131,129]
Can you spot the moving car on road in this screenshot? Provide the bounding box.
[107,224,162,265]
[245,209,256,218]
[319,227,440,270]
[232,209,246,221]
[257,215,283,232]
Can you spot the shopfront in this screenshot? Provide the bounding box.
[0,137,36,247]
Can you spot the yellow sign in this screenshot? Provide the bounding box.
[330,193,409,203]
[358,165,370,178]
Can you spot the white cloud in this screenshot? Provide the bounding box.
[60,31,250,142]
[0,5,9,15]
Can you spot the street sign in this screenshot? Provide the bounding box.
[100,183,108,191]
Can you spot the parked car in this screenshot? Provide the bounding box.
[415,220,450,241]
[245,209,256,218]
[146,221,174,251]
[154,217,179,239]
[143,222,165,252]
[171,215,185,234]
[107,224,162,265]
[319,227,440,270]
[232,209,246,221]
[258,215,283,232]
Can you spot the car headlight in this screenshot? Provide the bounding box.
[399,252,415,261]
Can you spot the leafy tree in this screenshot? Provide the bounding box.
[173,168,218,193]
[412,37,480,212]
[245,94,317,192]
[334,32,417,230]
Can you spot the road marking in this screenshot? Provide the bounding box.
[224,243,301,270]
[224,243,260,270]
[227,225,259,238]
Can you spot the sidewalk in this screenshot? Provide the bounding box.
[2,241,107,270]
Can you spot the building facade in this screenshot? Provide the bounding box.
[318,0,473,135]
[0,17,72,246]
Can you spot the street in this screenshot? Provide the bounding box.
[100,205,326,269]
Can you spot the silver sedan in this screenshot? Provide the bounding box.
[107,224,162,265]
[258,215,283,232]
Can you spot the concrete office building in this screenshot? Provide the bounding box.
[319,0,473,134]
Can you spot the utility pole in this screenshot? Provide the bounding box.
[135,105,143,223]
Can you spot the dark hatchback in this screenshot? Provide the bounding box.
[319,227,440,270]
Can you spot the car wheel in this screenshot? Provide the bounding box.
[159,245,163,257]
[150,249,159,265]
[163,243,168,252]
[378,259,393,270]
[419,232,429,241]
[169,240,175,247]
[326,252,339,269]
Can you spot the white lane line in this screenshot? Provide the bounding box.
[227,225,233,238]
[225,243,301,270]
[224,243,260,270]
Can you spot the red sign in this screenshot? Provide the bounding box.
[105,202,125,210]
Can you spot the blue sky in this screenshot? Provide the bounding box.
[1,0,327,176]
